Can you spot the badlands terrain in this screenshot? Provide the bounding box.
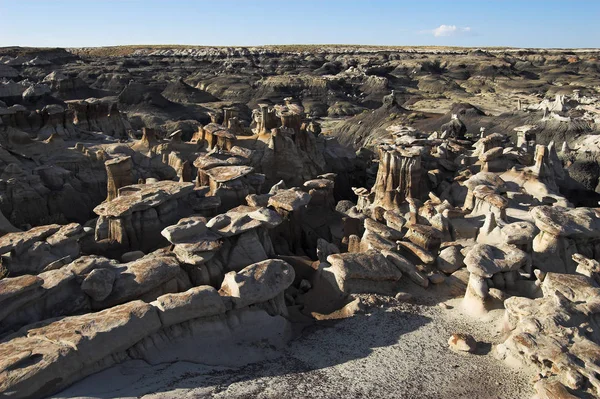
[0,45,599,398]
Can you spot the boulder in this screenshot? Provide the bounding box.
[436,246,464,274]
[499,271,600,397]
[501,221,537,246]
[0,224,61,256]
[364,218,403,241]
[207,206,282,237]
[219,259,295,308]
[81,268,115,301]
[531,206,600,273]
[325,250,403,295]
[397,241,435,264]
[448,333,476,353]
[153,285,226,327]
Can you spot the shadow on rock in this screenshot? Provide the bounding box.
[54,309,431,398]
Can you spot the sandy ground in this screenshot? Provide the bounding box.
[54,283,535,399]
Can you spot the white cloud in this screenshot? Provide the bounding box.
[431,25,472,37]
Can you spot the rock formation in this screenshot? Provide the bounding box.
[372,145,428,211]
[1,44,600,398]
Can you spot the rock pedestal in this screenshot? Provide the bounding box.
[205,165,254,212]
[531,205,600,274]
[222,107,237,129]
[140,127,159,148]
[372,146,427,211]
[280,111,303,134]
[94,181,215,253]
[254,104,279,134]
[105,156,133,202]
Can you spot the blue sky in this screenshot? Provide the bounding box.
[0,0,598,48]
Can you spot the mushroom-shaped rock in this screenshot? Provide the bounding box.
[572,253,600,279]
[465,243,529,278]
[303,179,334,191]
[94,181,195,218]
[531,206,600,238]
[472,185,508,214]
[473,133,505,156]
[162,216,223,265]
[531,206,600,273]
[153,285,226,327]
[219,259,295,308]
[203,165,253,183]
[172,241,223,265]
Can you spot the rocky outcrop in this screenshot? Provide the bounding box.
[66,99,130,138]
[0,98,130,139]
[0,257,295,399]
[3,45,600,398]
[93,181,219,253]
[531,205,600,274]
[462,243,530,315]
[0,300,161,399]
[498,270,600,398]
[0,253,184,334]
[0,223,86,275]
[160,204,282,287]
[372,145,427,211]
[105,156,133,202]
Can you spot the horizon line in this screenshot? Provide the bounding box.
[2,44,600,51]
